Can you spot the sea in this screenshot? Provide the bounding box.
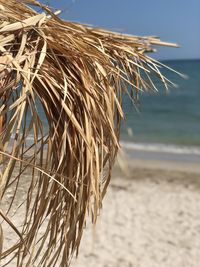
[16,59,200,163]
[120,59,200,162]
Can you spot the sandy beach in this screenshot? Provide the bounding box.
[1,152,200,267]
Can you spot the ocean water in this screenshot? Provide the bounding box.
[120,59,200,159]
[16,59,200,160]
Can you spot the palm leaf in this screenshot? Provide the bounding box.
[0,1,178,266]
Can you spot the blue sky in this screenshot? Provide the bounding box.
[42,0,200,60]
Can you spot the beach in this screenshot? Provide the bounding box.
[0,2,199,265]
[1,150,200,267]
[71,154,200,267]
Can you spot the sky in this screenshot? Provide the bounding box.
[41,0,200,60]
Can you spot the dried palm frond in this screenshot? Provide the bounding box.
[0,0,179,266]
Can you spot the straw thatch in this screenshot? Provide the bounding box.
[0,0,179,266]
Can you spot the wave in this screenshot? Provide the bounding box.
[120,141,200,156]
[9,134,200,156]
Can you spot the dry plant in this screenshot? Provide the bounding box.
[0,0,180,266]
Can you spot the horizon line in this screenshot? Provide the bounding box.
[159,57,200,62]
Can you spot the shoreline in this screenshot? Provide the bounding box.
[117,153,200,174]
[116,145,200,175]
[120,140,200,172]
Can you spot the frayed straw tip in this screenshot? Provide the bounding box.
[46,10,62,19]
[181,73,189,79]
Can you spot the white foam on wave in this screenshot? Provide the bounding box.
[9,134,200,156]
[10,134,48,141]
[120,141,200,156]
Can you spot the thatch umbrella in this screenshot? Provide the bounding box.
[0,0,179,266]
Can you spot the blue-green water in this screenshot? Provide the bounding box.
[22,59,200,158]
[121,59,200,156]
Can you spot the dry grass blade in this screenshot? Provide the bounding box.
[0,0,179,266]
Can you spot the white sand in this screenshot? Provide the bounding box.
[2,158,200,267]
[72,164,200,267]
